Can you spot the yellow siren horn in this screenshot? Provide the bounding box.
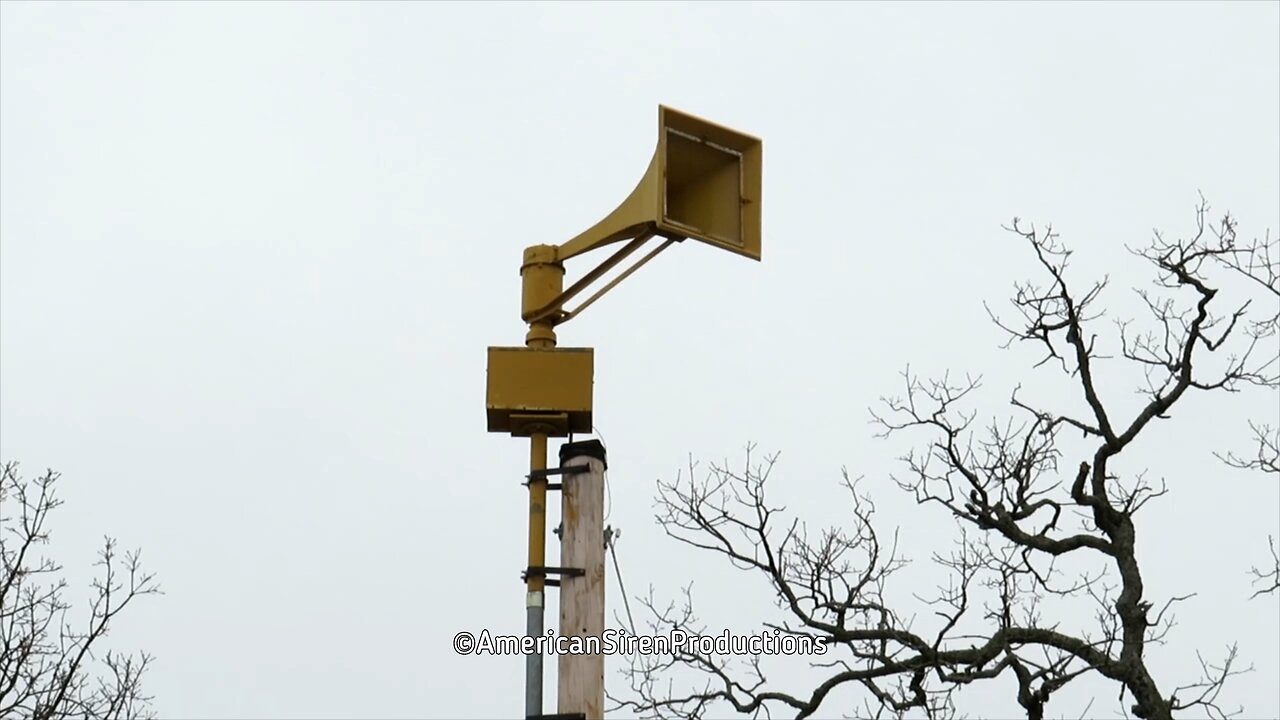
[558,105,762,262]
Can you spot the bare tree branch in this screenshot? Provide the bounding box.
[615,199,1277,720]
[1247,536,1280,599]
[1,463,160,720]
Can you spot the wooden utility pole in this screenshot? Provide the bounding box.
[557,440,607,719]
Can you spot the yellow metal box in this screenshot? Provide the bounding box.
[486,346,594,435]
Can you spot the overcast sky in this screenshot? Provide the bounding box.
[2,2,1277,718]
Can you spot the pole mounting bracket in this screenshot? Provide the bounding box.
[522,565,585,588]
[523,464,589,490]
[527,465,590,480]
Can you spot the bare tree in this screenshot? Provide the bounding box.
[1211,219,1280,599]
[1,463,160,719]
[611,199,1278,720]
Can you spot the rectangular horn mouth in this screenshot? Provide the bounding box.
[658,106,762,261]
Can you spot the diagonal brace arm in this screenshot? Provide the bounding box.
[524,228,677,326]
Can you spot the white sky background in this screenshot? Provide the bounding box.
[2,2,1278,718]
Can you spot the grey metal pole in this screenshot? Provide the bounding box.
[526,595,543,718]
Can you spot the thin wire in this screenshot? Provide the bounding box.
[594,423,635,635]
[609,538,638,636]
[594,424,611,522]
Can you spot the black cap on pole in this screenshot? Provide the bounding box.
[559,439,607,470]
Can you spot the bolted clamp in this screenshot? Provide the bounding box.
[521,565,585,588]
[522,464,589,491]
